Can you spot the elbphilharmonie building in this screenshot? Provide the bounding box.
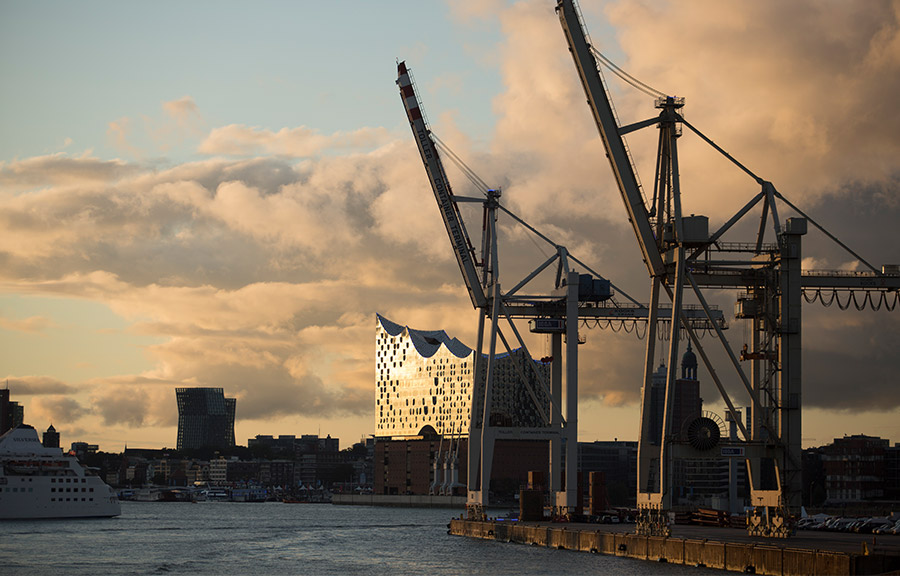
[375,314,550,438]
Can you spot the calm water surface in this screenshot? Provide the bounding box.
[1,502,723,575]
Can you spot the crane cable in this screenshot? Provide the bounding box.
[803,288,899,312]
[579,318,719,341]
[591,47,667,100]
[432,133,554,261]
[432,134,491,196]
[590,48,666,215]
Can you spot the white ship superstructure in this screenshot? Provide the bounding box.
[0,424,120,519]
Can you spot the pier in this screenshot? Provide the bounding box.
[332,493,465,508]
[449,519,900,575]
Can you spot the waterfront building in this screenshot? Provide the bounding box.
[248,434,297,453]
[0,389,7,434]
[209,456,229,485]
[374,314,554,498]
[70,441,98,458]
[578,440,638,507]
[672,342,702,437]
[375,436,548,497]
[123,461,152,487]
[42,424,60,448]
[823,434,889,503]
[802,447,827,507]
[672,457,747,510]
[886,443,900,501]
[247,433,343,486]
[375,314,549,438]
[123,447,169,460]
[185,460,209,485]
[226,460,262,484]
[646,345,750,511]
[259,460,295,487]
[646,343,703,444]
[175,387,236,451]
[297,434,339,455]
[0,389,24,434]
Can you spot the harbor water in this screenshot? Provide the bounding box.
[1,502,721,575]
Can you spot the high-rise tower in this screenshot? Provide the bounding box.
[0,389,24,434]
[175,388,236,451]
[42,424,60,448]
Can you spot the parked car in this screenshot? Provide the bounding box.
[828,518,857,532]
[880,519,900,535]
[855,517,892,534]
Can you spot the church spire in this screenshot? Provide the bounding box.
[681,340,698,380]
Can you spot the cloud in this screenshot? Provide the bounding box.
[162,96,200,129]
[198,125,391,157]
[803,314,900,411]
[3,376,77,395]
[0,153,137,190]
[0,0,897,449]
[107,117,143,159]
[78,375,183,429]
[92,386,152,427]
[148,96,205,151]
[447,0,505,23]
[0,315,55,334]
[603,0,900,215]
[472,0,900,414]
[29,396,90,425]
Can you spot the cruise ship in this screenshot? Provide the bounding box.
[0,424,121,519]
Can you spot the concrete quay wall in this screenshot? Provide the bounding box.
[332,494,466,508]
[449,520,898,575]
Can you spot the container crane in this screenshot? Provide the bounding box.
[398,61,725,519]
[557,0,900,537]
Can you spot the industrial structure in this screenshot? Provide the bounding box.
[397,61,723,519]
[556,0,900,537]
[399,0,897,532]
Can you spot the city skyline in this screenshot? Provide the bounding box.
[2,1,899,451]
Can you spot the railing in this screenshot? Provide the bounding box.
[802,269,885,278]
[710,241,779,253]
[405,67,431,130]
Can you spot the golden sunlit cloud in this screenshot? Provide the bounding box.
[1,0,898,449]
[0,315,56,334]
[197,125,391,157]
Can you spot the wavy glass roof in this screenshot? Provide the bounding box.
[376,314,473,359]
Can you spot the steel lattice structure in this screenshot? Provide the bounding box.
[557,0,900,537]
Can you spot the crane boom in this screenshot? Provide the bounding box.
[396,58,737,518]
[397,61,487,309]
[556,0,665,278]
[556,0,899,539]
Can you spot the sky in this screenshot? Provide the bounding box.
[1,0,898,452]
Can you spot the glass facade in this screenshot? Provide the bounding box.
[175,388,236,451]
[375,314,549,438]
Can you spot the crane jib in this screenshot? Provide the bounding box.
[413,128,471,267]
[399,62,485,308]
[415,126,434,162]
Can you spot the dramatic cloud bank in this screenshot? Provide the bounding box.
[1,0,897,448]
